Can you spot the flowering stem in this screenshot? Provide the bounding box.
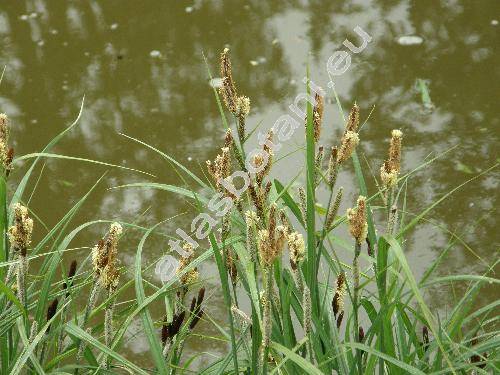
[75,280,100,374]
[104,289,115,369]
[260,266,273,375]
[353,241,362,374]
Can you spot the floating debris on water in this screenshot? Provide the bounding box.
[150,50,161,58]
[58,180,76,188]
[250,57,267,66]
[397,35,424,46]
[209,77,223,88]
[415,78,435,110]
[455,161,473,174]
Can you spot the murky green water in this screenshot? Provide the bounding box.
[0,0,498,369]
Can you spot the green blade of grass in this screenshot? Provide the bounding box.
[65,322,149,375]
[111,182,205,202]
[119,133,207,187]
[34,176,104,324]
[274,179,304,226]
[15,318,45,374]
[271,340,323,375]
[0,279,26,318]
[385,235,457,373]
[9,301,69,375]
[14,153,154,178]
[134,221,169,374]
[345,342,427,374]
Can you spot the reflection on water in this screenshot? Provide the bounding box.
[0,0,498,368]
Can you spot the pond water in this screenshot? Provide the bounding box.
[0,0,498,369]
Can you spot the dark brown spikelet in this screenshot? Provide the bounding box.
[332,293,340,317]
[189,296,197,314]
[197,287,206,305]
[189,287,206,330]
[5,147,14,176]
[161,314,170,345]
[162,310,186,345]
[346,103,360,132]
[220,48,238,114]
[47,298,59,321]
[46,298,59,332]
[63,260,78,296]
[332,272,346,317]
[172,311,185,337]
[470,338,480,366]
[366,237,373,257]
[68,260,77,279]
[189,309,204,330]
[336,311,344,329]
[422,326,429,352]
[470,338,487,368]
[312,93,324,142]
[359,326,365,342]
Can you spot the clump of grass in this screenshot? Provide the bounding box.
[0,109,208,374]
[126,49,496,374]
[0,44,498,375]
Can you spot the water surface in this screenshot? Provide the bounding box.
[0,0,498,368]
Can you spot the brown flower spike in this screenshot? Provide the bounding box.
[312,93,324,142]
[332,272,346,317]
[177,243,199,286]
[220,48,238,114]
[345,103,360,132]
[287,231,305,271]
[91,222,122,291]
[8,203,34,256]
[347,196,368,245]
[0,114,14,173]
[380,130,403,188]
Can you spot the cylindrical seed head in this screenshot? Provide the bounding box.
[346,196,368,245]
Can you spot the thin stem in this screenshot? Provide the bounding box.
[260,266,273,375]
[353,241,362,374]
[75,280,100,375]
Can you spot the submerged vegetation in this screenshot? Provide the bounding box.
[0,49,498,374]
